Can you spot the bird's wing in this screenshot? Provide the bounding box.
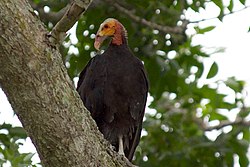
[126,62,149,161]
[76,56,106,120]
[129,66,149,120]
[76,58,94,91]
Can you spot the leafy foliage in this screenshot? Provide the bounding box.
[1,0,250,166]
[0,123,35,167]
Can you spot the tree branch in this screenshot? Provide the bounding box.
[105,0,188,35]
[49,0,92,45]
[189,5,250,23]
[28,0,70,25]
[204,118,250,131]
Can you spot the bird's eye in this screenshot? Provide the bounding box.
[104,24,109,29]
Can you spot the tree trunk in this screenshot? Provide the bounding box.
[0,0,130,166]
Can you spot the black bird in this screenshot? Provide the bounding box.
[77,18,148,161]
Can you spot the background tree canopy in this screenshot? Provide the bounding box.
[1,0,249,166]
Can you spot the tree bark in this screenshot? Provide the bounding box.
[0,0,131,166]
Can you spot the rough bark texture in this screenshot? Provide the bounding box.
[0,0,132,166]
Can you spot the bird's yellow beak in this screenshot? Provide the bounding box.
[94,34,107,50]
[94,19,116,50]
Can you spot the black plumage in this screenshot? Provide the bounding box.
[77,18,148,161]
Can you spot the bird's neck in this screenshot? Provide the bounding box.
[111,22,127,46]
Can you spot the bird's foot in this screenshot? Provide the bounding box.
[110,145,116,151]
[118,150,125,156]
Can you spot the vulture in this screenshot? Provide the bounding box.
[77,18,148,161]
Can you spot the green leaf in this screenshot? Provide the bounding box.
[0,134,10,147]
[239,0,246,5]
[206,62,218,79]
[228,0,233,12]
[213,0,224,9]
[0,123,12,130]
[195,26,216,34]
[212,0,225,21]
[243,128,250,141]
[195,63,204,78]
[209,111,228,121]
[225,77,245,92]
[9,127,27,139]
[239,152,249,167]
[23,153,35,162]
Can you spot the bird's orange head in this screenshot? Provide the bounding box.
[94,18,127,50]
